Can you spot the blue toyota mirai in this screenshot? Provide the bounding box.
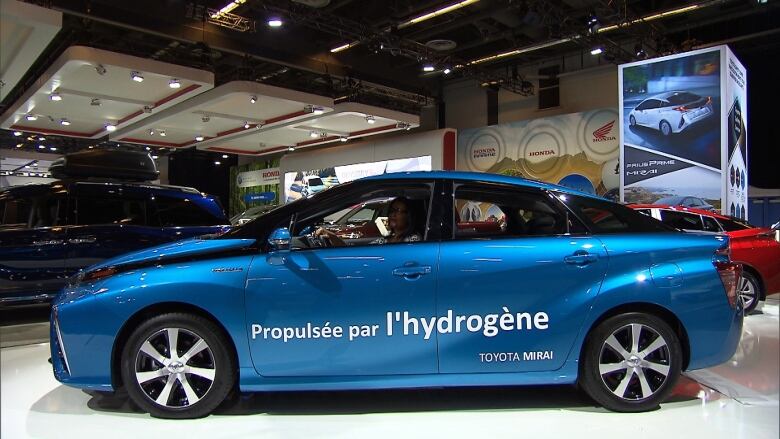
[50,172,743,418]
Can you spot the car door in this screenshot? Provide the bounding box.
[0,184,68,304]
[244,180,441,377]
[436,182,608,373]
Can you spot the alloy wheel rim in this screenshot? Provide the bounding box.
[661,123,670,135]
[738,276,756,309]
[134,327,216,408]
[598,323,671,401]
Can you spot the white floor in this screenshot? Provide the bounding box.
[1,304,778,439]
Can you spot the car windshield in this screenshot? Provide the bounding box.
[666,92,701,105]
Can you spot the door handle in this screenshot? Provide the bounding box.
[564,251,598,266]
[33,239,64,246]
[68,236,97,244]
[392,265,432,280]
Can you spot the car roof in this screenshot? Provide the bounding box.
[361,171,604,199]
[627,204,729,220]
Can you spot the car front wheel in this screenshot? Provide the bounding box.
[738,271,761,313]
[579,313,682,412]
[120,313,236,419]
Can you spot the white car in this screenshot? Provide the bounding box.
[628,91,713,136]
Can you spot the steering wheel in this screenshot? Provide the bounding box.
[304,229,330,248]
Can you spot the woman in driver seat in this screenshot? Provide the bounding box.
[315,196,422,246]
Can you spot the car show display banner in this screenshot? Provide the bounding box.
[619,45,748,218]
[457,109,620,199]
[229,159,280,216]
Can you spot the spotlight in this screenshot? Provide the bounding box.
[131,71,144,82]
[396,121,409,129]
[146,146,151,151]
[287,147,295,152]
[169,78,181,89]
[313,107,324,115]
[91,98,102,106]
[95,64,107,75]
[443,67,452,75]
[159,130,166,137]
[39,136,46,141]
[25,114,37,121]
[214,161,221,165]
[16,143,23,148]
[340,136,348,142]
[88,145,94,149]
[635,44,647,59]
[310,131,319,138]
[152,155,159,159]
[50,147,57,151]
[143,106,153,114]
[13,131,22,136]
[268,18,283,27]
[587,14,600,34]
[38,145,46,149]
[590,47,603,55]
[222,154,229,159]
[202,116,210,123]
[50,92,62,101]
[195,135,204,141]
[60,118,71,126]
[105,123,116,132]
[423,64,435,72]
[365,115,376,124]
[249,95,257,104]
[149,129,155,136]
[244,121,251,129]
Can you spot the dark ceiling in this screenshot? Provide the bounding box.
[2,0,780,160]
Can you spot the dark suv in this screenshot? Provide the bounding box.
[0,166,228,307]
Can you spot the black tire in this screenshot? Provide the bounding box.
[120,313,236,419]
[629,115,637,126]
[659,120,672,136]
[739,271,762,313]
[579,313,682,412]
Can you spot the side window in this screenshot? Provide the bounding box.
[4,191,65,228]
[702,216,722,232]
[1,197,32,226]
[454,184,565,239]
[76,197,147,226]
[288,183,432,249]
[659,210,704,230]
[718,218,752,232]
[151,195,222,227]
[635,209,652,217]
[564,195,671,233]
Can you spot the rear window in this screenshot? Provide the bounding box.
[718,218,753,231]
[563,195,672,234]
[666,92,701,105]
[152,195,223,227]
[659,210,704,231]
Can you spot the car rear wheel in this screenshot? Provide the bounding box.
[738,271,761,313]
[629,115,637,126]
[660,120,672,136]
[579,313,682,412]
[120,313,236,419]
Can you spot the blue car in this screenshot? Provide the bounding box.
[50,172,743,418]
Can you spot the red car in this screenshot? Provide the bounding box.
[629,204,780,312]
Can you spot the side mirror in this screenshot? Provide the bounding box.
[268,227,291,252]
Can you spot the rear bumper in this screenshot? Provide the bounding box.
[685,299,744,371]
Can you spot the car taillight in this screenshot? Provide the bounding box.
[673,106,689,112]
[713,245,741,309]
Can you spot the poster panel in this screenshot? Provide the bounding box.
[229,159,280,216]
[456,109,620,200]
[724,47,748,219]
[283,156,432,203]
[620,47,723,208]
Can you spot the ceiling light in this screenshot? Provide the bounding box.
[587,14,600,34]
[88,145,94,149]
[38,136,46,141]
[330,42,359,53]
[50,147,57,151]
[152,155,159,159]
[267,18,283,27]
[443,67,452,75]
[423,64,435,72]
[149,129,155,135]
[202,116,210,123]
[95,64,107,75]
[250,95,257,104]
[105,123,116,132]
[159,130,166,137]
[195,135,204,141]
[310,131,319,138]
[340,136,348,142]
[398,0,480,29]
[38,145,46,149]
[222,154,229,158]
[214,161,221,165]
[313,107,325,115]
[49,92,62,101]
[60,118,71,126]
[91,98,101,106]
[13,131,22,136]
[143,105,153,114]
[25,165,30,169]
[365,115,376,124]
[243,121,251,129]
[288,147,295,152]
[590,47,603,55]
[16,143,23,148]
[131,71,144,82]
[25,114,37,121]
[169,78,181,89]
